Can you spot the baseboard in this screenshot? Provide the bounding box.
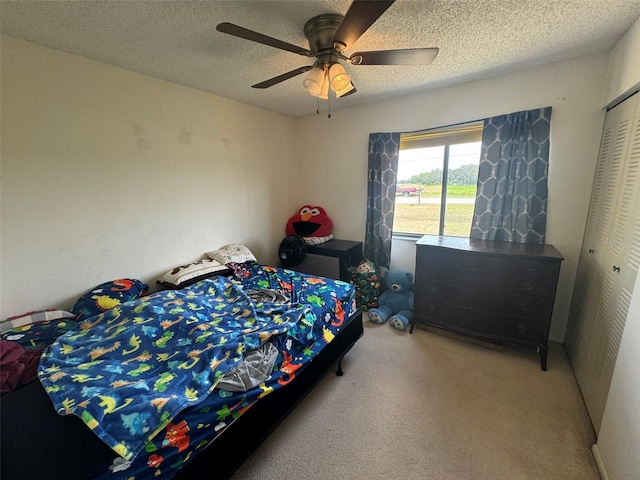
[591,444,609,480]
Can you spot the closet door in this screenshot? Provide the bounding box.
[566,92,640,434]
[566,104,617,351]
[566,95,635,367]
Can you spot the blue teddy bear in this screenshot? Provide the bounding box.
[368,269,414,331]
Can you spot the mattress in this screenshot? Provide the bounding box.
[1,263,357,480]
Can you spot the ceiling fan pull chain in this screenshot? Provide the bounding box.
[328,93,332,118]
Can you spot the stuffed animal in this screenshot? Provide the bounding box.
[367,270,414,331]
[286,205,333,238]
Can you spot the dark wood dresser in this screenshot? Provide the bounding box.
[411,235,563,370]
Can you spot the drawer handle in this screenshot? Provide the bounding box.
[430,268,439,276]
[427,286,438,294]
[427,305,437,313]
[526,263,538,272]
[522,281,534,292]
[613,265,621,273]
[519,303,530,312]
[516,324,527,334]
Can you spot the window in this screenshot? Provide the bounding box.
[393,121,483,237]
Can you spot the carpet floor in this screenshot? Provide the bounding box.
[231,315,600,480]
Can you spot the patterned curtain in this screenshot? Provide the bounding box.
[364,132,400,268]
[470,107,552,244]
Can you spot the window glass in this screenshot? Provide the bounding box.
[394,123,482,237]
[443,142,481,236]
[395,146,443,235]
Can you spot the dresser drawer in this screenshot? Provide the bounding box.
[415,262,557,297]
[417,247,559,278]
[415,282,553,318]
[413,300,547,346]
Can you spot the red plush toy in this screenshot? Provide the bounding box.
[286,205,333,237]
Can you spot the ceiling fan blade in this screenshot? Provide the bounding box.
[349,48,439,65]
[217,23,313,57]
[332,0,395,50]
[252,66,313,89]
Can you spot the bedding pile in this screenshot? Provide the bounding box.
[0,312,78,395]
[0,340,41,395]
[38,276,310,460]
[31,263,355,479]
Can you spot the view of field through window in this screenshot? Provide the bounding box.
[393,142,482,236]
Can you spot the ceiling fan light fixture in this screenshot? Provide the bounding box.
[218,2,441,103]
[303,66,325,96]
[318,74,330,99]
[328,63,351,92]
[335,81,355,98]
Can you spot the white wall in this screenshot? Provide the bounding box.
[592,15,640,480]
[605,15,640,106]
[295,53,610,343]
[0,36,299,319]
[0,36,613,344]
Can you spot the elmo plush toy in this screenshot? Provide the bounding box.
[286,205,333,238]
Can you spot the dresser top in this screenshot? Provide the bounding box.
[416,235,564,261]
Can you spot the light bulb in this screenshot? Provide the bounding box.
[303,67,325,96]
[329,63,351,92]
[335,81,355,98]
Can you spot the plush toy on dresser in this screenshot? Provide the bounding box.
[367,270,414,331]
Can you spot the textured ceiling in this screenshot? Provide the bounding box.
[2,0,640,118]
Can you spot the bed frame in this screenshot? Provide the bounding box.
[0,309,363,480]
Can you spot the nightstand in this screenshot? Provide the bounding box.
[292,239,363,281]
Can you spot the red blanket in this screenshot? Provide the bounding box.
[0,340,42,396]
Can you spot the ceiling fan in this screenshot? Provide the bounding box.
[216,0,439,99]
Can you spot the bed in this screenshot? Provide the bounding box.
[0,261,363,480]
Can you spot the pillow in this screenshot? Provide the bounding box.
[157,258,230,289]
[1,319,79,350]
[206,244,257,265]
[0,309,76,332]
[71,278,149,321]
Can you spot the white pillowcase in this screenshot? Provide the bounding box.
[158,258,229,288]
[0,309,77,332]
[206,244,257,265]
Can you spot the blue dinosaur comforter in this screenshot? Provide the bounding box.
[37,276,310,460]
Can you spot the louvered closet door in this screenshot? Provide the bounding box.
[587,96,640,433]
[567,92,640,435]
[565,104,620,359]
[566,95,636,376]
